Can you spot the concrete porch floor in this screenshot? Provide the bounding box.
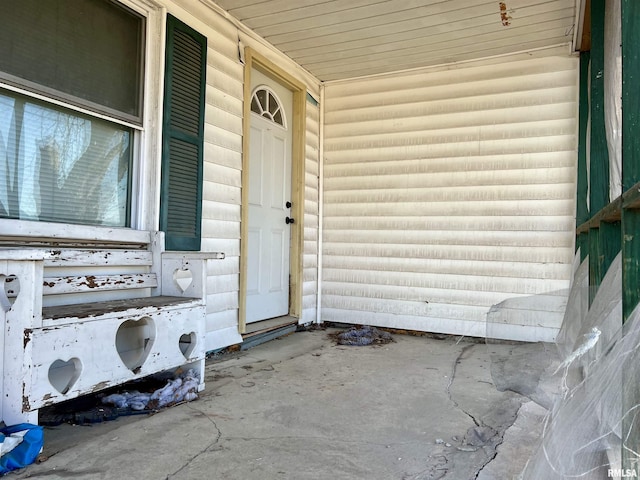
[12,328,557,480]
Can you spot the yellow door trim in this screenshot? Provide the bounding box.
[239,48,306,334]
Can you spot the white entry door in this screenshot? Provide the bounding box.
[246,69,293,324]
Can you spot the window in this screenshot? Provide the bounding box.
[0,92,131,226]
[0,0,144,227]
[251,87,286,127]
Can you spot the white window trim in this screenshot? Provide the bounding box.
[126,0,166,233]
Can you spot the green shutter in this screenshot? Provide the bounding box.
[160,15,206,251]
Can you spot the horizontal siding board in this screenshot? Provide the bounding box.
[207,256,240,276]
[207,50,244,81]
[323,255,570,280]
[323,229,573,248]
[201,219,240,239]
[326,103,577,137]
[304,226,318,241]
[305,171,318,189]
[201,201,241,222]
[204,124,242,153]
[202,183,241,204]
[323,242,573,264]
[323,183,575,202]
[206,273,239,293]
[301,307,317,322]
[206,86,244,117]
[203,162,242,188]
[325,135,576,164]
[207,65,244,100]
[325,152,576,177]
[326,85,577,119]
[206,104,243,136]
[206,291,239,314]
[325,158,575,180]
[322,295,488,321]
[204,143,242,170]
[324,199,575,217]
[304,185,319,205]
[206,309,238,331]
[201,238,239,257]
[323,215,575,232]
[325,118,576,150]
[324,168,575,190]
[322,272,568,297]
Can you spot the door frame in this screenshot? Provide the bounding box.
[239,48,306,334]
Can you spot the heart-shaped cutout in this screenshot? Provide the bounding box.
[115,317,156,373]
[0,274,19,312]
[179,332,197,359]
[173,268,193,293]
[48,358,82,394]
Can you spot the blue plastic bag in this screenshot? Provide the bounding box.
[0,423,43,475]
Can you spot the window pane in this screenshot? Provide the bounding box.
[251,96,261,115]
[0,91,131,226]
[0,0,144,122]
[256,89,267,110]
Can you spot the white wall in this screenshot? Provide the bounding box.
[322,52,579,342]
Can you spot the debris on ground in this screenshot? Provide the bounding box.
[331,325,394,346]
[296,323,327,332]
[102,369,200,411]
[0,423,43,475]
[39,369,200,426]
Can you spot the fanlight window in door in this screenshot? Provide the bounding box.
[250,86,286,128]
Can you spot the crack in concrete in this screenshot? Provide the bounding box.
[472,402,522,480]
[446,344,480,427]
[165,405,222,479]
[224,435,420,447]
[403,454,448,480]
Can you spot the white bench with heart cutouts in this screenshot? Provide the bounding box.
[0,231,223,425]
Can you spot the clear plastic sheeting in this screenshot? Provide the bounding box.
[520,252,640,479]
[554,253,590,359]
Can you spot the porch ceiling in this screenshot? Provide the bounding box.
[212,0,578,82]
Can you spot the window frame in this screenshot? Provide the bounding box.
[0,0,164,242]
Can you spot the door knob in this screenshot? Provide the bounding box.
[286,201,292,208]
[286,217,295,224]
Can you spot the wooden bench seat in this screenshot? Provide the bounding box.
[42,296,198,321]
[0,232,223,425]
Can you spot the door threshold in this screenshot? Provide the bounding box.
[241,316,298,350]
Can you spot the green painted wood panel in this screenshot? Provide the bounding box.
[160,15,207,251]
[622,1,640,472]
[589,0,610,214]
[600,220,621,277]
[577,52,590,232]
[589,227,601,304]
